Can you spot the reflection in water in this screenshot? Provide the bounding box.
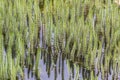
[24,68,36,80]
[22,25,120,80]
[21,39,120,80]
[40,48,70,80]
[40,46,83,80]
[38,48,119,80]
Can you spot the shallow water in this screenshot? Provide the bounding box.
[22,49,120,80]
[2,26,120,80]
[21,26,120,80]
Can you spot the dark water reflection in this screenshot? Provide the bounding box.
[21,26,120,80]
[40,54,70,80]
[23,49,120,80]
[40,48,70,80]
[24,68,36,80]
[3,29,120,80]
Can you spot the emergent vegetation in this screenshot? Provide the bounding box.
[0,0,120,80]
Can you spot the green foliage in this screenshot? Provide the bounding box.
[0,0,120,79]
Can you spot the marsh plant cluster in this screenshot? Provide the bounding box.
[0,0,120,80]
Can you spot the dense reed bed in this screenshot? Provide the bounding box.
[0,0,120,79]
